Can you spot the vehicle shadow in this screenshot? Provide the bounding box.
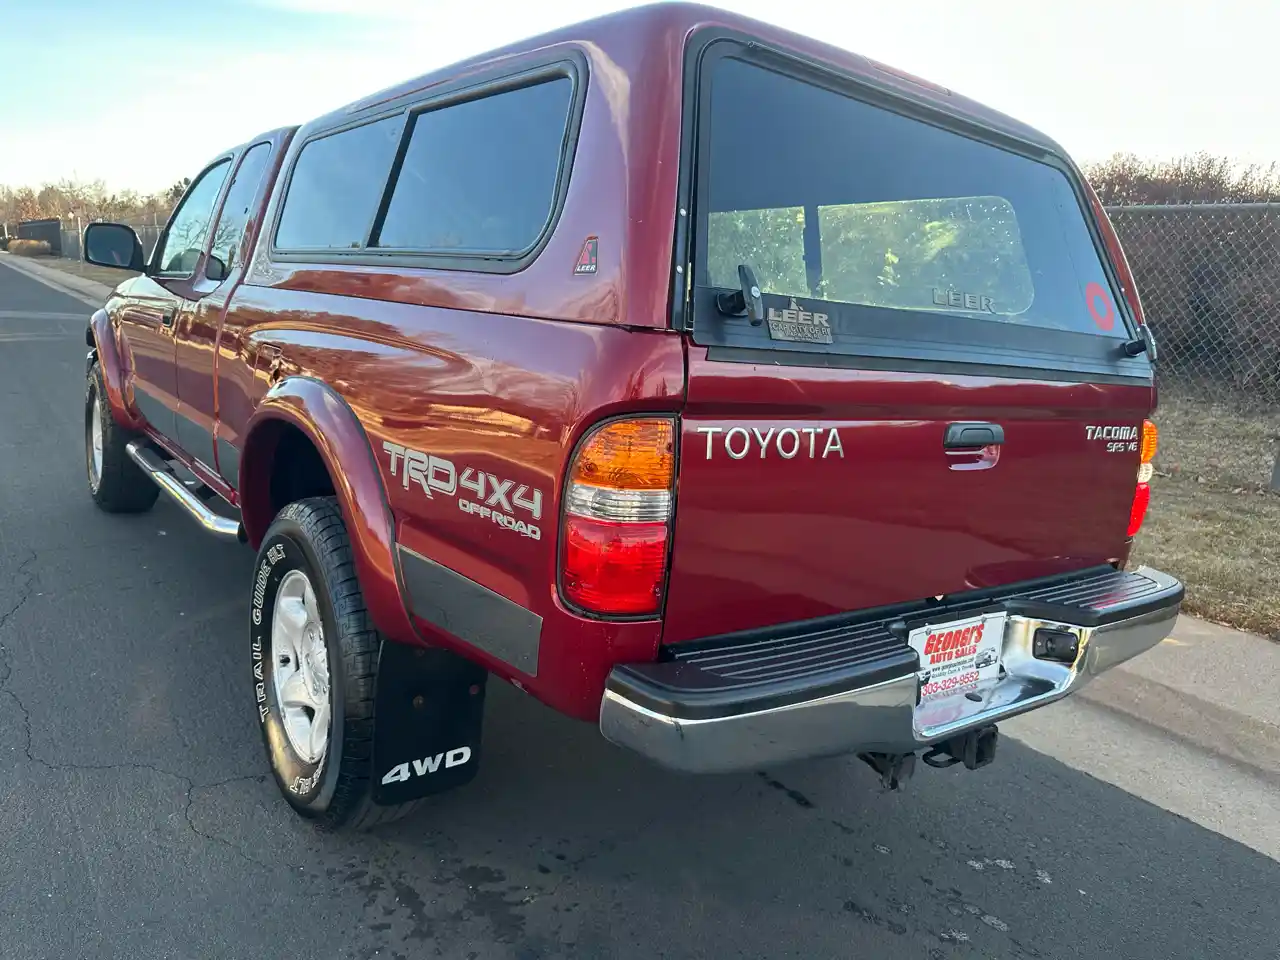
[162,527,1280,960]
[13,494,1280,960]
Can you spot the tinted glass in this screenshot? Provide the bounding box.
[701,58,1124,339]
[375,78,572,254]
[84,223,138,268]
[157,160,231,275]
[207,143,272,280]
[275,116,401,249]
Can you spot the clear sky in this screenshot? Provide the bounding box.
[2,0,1276,194]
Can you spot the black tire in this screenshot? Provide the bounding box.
[85,363,160,513]
[251,496,421,830]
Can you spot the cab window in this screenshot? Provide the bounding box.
[156,160,232,277]
[207,144,272,281]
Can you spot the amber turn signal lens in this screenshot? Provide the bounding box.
[570,419,674,491]
[1140,419,1158,463]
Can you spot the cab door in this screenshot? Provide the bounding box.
[173,140,279,479]
[119,157,232,444]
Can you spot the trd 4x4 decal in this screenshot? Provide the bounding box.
[382,442,544,540]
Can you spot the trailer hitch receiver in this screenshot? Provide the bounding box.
[922,724,999,771]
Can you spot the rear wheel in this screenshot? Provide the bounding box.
[85,364,159,513]
[251,496,423,830]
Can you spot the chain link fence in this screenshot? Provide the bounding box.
[1106,202,1280,404]
[3,215,163,261]
[56,214,163,263]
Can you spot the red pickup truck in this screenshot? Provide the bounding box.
[81,3,1182,829]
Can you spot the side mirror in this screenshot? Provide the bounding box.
[84,222,145,272]
[206,254,228,283]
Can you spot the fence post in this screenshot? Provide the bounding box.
[1271,447,1280,493]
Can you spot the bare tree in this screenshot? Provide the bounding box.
[0,176,183,230]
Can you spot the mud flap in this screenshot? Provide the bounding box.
[371,640,487,806]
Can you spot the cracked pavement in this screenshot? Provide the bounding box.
[3,259,1280,960]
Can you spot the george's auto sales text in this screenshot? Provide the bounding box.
[922,622,985,665]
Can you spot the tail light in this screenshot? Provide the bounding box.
[1127,419,1158,537]
[560,418,675,616]
[1083,178,1146,327]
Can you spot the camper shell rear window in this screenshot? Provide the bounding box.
[685,41,1149,381]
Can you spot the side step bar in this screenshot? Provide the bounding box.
[125,441,243,541]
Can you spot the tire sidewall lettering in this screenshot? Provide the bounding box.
[250,531,337,809]
[85,379,99,492]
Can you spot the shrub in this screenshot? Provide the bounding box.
[8,239,52,257]
[1087,152,1280,206]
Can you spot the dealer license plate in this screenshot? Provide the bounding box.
[908,611,1008,730]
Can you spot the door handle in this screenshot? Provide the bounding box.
[160,309,175,328]
[943,422,1004,450]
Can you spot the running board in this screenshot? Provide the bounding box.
[125,441,243,541]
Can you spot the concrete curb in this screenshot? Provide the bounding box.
[1079,668,1280,784]
[0,253,113,307]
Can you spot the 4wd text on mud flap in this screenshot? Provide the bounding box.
[381,747,472,784]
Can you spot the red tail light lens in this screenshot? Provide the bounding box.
[562,518,668,615]
[560,418,675,617]
[1127,482,1151,538]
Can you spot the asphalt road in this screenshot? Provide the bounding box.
[2,258,1278,960]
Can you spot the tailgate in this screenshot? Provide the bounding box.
[661,42,1154,644]
[663,366,1152,643]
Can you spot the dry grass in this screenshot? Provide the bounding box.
[1131,392,1280,638]
[34,256,139,288]
[8,239,52,257]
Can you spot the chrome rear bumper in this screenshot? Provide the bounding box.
[600,566,1183,774]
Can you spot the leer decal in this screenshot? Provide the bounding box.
[933,288,996,313]
[573,236,598,275]
[766,298,833,345]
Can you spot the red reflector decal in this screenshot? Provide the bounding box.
[1085,281,1116,332]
